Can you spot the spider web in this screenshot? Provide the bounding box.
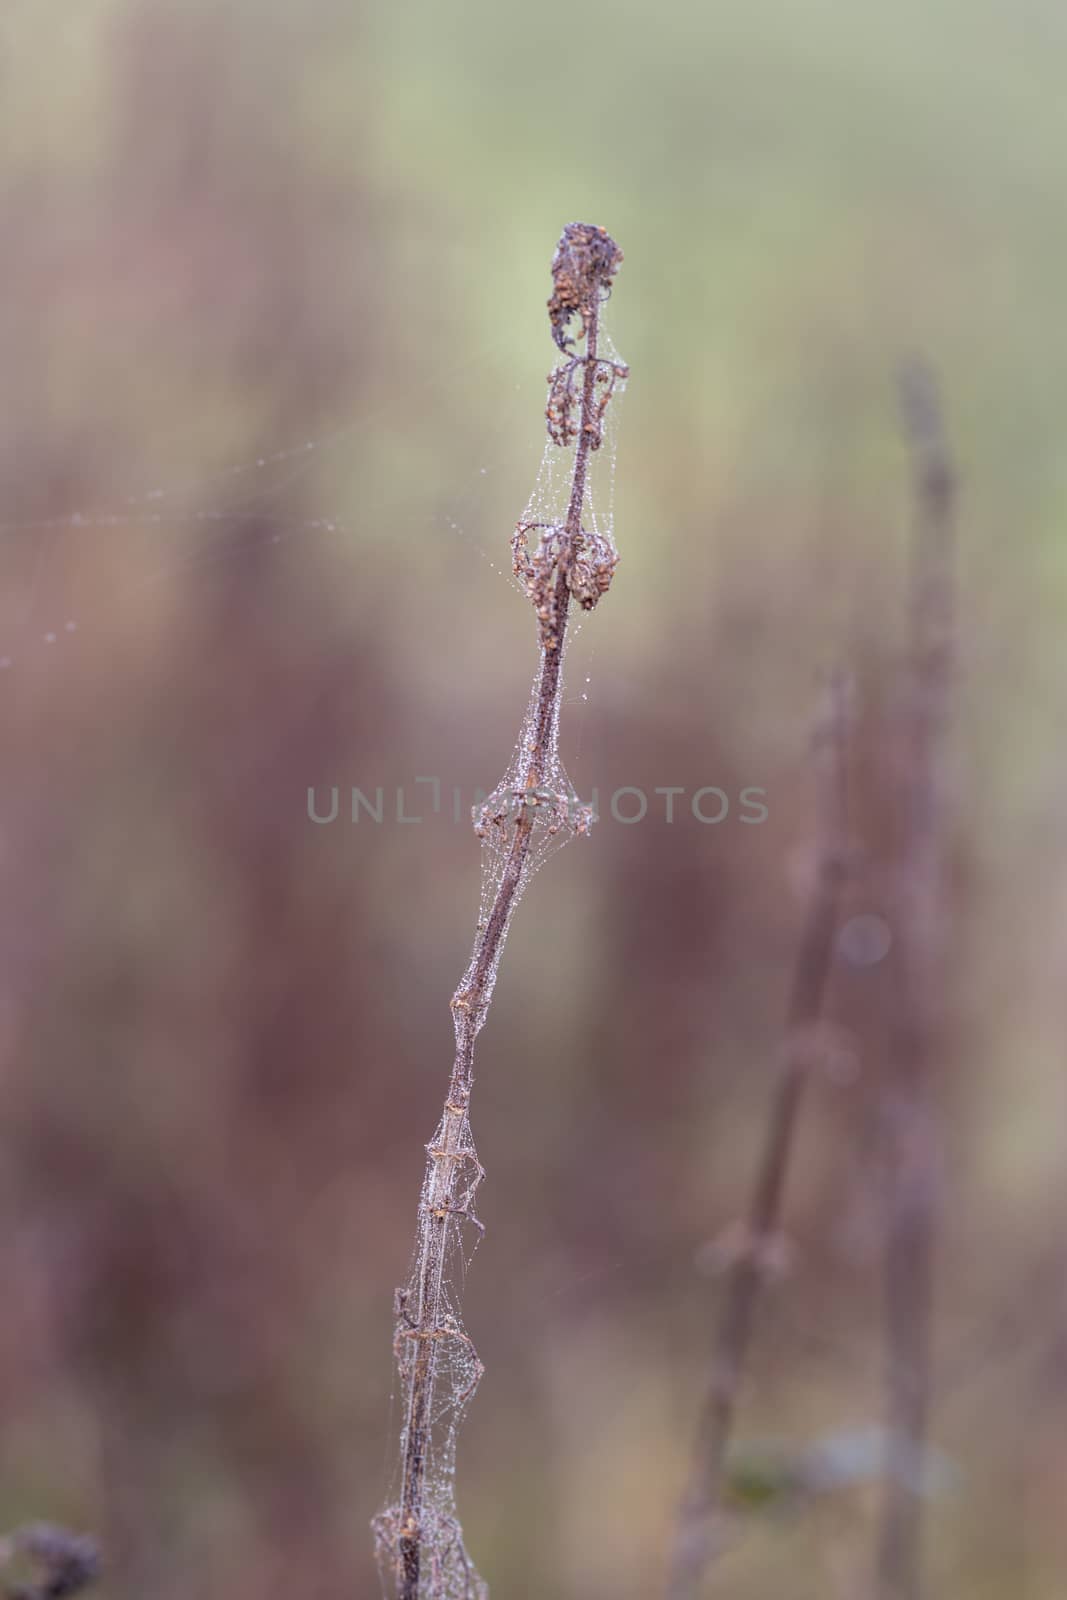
[0,337,531,675]
[1,310,625,1600]
[372,320,626,1600]
[463,328,628,1018]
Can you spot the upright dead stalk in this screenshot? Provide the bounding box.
[875,364,955,1600]
[374,224,627,1600]
[666,672,851,1599]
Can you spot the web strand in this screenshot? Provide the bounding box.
[374,223,627,1600]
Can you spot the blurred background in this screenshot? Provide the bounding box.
[1,1,1066,1595]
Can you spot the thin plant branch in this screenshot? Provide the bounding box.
[374,223,627,1600]
[875,363,956,1600]
[666,670,852,1599]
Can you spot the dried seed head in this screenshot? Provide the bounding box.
[548,221,624,352]
[546,351,628,449]
[512,520,619,648]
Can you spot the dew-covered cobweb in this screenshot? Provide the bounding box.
[455,326,629,1029]
[1,312,626,1600]
[372,318,627,1598]
[0,338,524,674]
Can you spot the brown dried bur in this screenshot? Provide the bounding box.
[511,521,619,651]
[545,351,627,449]
[514,224,628,651]
[547,221,624,353]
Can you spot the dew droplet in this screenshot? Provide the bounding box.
[838,914,892,967]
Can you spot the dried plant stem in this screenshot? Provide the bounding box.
[666,674,851,1599]
[875,366,955,1600]
[397,296,600,1600]
[376,223,626,1600]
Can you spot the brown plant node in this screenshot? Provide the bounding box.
[511,521,619,650]
[547,221,624,352]
[546,353,629,448]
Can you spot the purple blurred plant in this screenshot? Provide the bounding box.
[666,671,852,1597]
[0,1524,99,1600]
[874,363,956,1600]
